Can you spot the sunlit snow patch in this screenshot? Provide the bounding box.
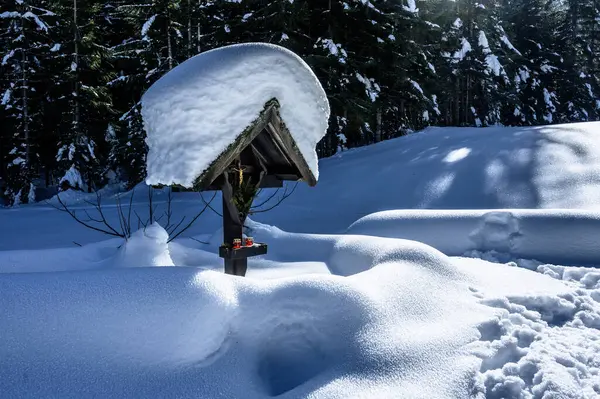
[110,223,175,268]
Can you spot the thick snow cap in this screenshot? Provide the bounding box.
[142,43,330,188]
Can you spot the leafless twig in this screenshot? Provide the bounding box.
[50,185,214,245]
[148,187,154,223]
[167,191,217,243]
[249,182,298,215]
[166,216,186,237]
[251,187,281,210]
[200,192,222,217]
[48,193,126,238]
[164,188,173,230]
[189,237,209,245]
[134,210,148,229]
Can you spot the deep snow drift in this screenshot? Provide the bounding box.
[348,209,600,266]
[0,239,492,398]
[2,226,598,398]
[142,43,330,188]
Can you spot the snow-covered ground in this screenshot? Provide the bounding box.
[1,122,600,398]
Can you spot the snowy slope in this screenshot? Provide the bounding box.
[250,121,600,233]
[1,122,600,398]
[2,121,600,252]
[143,43,330,188]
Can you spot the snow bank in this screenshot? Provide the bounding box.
[142,43,330,188]
[0,224,175,273]
[46,182,126,207]
[2,232,598,398]
[348,209,600,266]
[0,268,238,398]
[328,234,457,277]
[0,241,118,273]
[4,122,600,250]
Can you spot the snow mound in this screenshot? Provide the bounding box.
[142,43,330,188]
[0,237,496,398]
[110,223,174,267]
[0,268,238,397]
[348,209,600,266]
[329,234,459,278]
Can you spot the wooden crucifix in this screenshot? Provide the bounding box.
[192,99,317,277]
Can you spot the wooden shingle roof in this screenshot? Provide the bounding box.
[192,98,317,191]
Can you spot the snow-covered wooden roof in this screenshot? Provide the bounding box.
[193,98,316,191]
[142,43,330,189]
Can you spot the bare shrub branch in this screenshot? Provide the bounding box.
[249,182,298,215]
[167,191,217,243]
[251,187,281,210]
[200,192,222,217]
[48,193,126,238]
[50,185,215,245]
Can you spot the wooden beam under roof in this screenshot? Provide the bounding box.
[192,98,317,192]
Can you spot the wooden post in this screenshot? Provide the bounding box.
[221,173,247,276]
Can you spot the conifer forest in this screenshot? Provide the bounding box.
[1,0,599,205]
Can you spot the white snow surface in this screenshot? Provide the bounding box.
[478,31,505,76]
[142,43,330,188]
[478,30,491,50]
[3,122,600,251]
[110,223,175,268]
[348,209,600,267]
[141,14,156,38]
[2,122,600,398]
[1,220,599,398]
[402,0,418,13]
[500,35,522,55]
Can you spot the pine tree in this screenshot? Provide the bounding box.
[103,0,188,188]
[1,0,599,198]
[376,0,439,135]
[105,104,147,188]
[556,0,599,121]
[501,0,562,125]
[420,0,458,125]
[50,0,114,192]
[0,0,56,204]
[580,0,600,109]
